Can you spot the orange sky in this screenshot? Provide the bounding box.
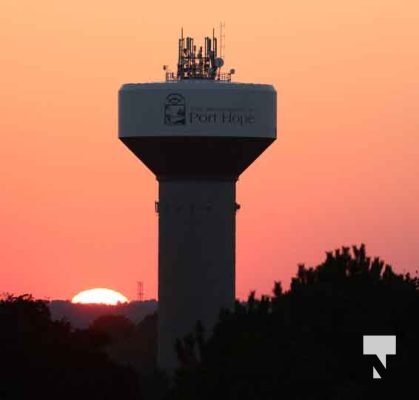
[1,0,418,301]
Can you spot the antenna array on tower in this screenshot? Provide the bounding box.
[164,28,234,82]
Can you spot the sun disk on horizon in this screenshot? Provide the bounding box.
[72,288,129,305]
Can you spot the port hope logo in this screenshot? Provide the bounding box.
[164,93,256,127]
[164,93,186,126]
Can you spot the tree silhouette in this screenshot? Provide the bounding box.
[86,311,169,400]
[0,294,141,400]
[90,314,136,341]
[88,312,158,375]
[171,245,419,399]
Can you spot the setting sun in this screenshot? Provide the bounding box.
[71,288,129,305]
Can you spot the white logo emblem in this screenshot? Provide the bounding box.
[363,335,396,378]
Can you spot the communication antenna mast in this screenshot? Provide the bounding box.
[166,28,234,81]
[219,23,226,64]
[137,281,144,301]
[217,22,226,80]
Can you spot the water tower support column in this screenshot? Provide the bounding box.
[157,177,236,369]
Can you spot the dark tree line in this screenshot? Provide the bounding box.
[0,294,141,400]
[171,245,419,399]
[1,245,418,399]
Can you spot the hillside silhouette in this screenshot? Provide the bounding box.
[49,299,157,329]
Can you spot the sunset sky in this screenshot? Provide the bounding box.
[1,0,418,301]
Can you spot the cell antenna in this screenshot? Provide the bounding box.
[219,22,226,79]
[167,28,234,81]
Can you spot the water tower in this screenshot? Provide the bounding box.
[119,30,277,370]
